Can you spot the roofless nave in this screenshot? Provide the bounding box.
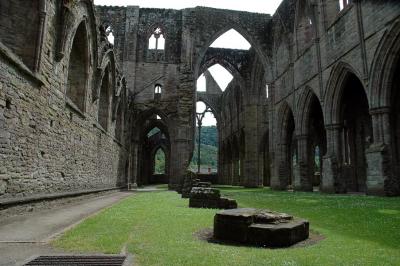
[0,0,400,205]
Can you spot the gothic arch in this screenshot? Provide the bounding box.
[294,0,317,54]
[369,18,400,109]
[98,65,112,130]
[196,98,220,124]
[324,61,367,125]
[193,20,272,83]
[198,60,246,102]
[277,101,296,139]
[65,21,90,112]
[296,86,323,136]
[273,101,296,189]
[199,50,246,78]
[57,0,98,65]
[94,49,117,102]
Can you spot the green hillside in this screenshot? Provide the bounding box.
[154,126,218,173]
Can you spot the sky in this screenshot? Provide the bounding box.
[96,0,283,126]
[94,0,283,14]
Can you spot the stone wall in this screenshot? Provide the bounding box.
[0,0,127,200]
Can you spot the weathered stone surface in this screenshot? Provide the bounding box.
[189,187,237,209]
[190,187,220,200]
[214,208,309,247]
[181,172,199,198]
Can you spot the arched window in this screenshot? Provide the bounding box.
[66,22,88,112]
[209,64,233,91]
[98,66,110,130]
[105,26,115,44]
[115,103,123,142]
[295,1,315,53]
[147,127,161,138]
[154,84,162,100]
[154,148,166,174]
[197,74,207,92]
[210,29,251,50]
[148,27,165,50]
[339,0,351,11]
[155,84,162,94]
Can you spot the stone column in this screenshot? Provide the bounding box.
[169,138,191,192]
[321,124,341,193]
[227,160,233,185]
[293,135,312,191]
[271,143,290,190]
[242,105,262,187]
[366,108,397,195]
[233,159,240,185]
[131,141,139,188]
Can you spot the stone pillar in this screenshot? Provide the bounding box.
[321,124,341,193]
[228,159,233,185]
[242,105,262,187]
[233,159,240,185]
[217,133,222,183]
[271,143,290,190]
[366,108,399,195]
[293,135,312,191]
[131,141,139,188]
[169,138,191,192]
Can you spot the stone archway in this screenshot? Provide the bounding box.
[324,63,372,193]
[296,88,326,191]
[138,124,171,186]
[272,102,296,190]
[389,58,400,191]
[340,74,372,192]
[368,18,400,196]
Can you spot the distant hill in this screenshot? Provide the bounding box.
[154,126,219,174]
[190,126,218,172]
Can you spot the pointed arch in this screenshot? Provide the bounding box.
[294,0,317,53]
[98,65,111,130]
[210,29,251,50]
[296,86,324,136]
[66,21,89,112]
[194,24,272,84]
[95,49,117,102]
[324,62,367,125]
[57,0,98,65]
[369,18,400,109]
[277,101,296,141]
[273,101,296,189]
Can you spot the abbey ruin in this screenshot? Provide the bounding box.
[1,0,400,207]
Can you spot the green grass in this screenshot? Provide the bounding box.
[53,188,400,266]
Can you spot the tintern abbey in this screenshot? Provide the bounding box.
[1,0,400,205]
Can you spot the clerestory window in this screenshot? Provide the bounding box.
[148,27,165,50]
[339,0,351,11]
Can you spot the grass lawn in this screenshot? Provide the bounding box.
[53,187,400,266]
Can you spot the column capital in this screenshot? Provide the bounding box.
[370,106,390,115]
[325,123,342,130]
[296,134,309,141]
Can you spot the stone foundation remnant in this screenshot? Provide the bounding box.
[214,208,309,247]
[181,172,200,198]
[189,187,237,209]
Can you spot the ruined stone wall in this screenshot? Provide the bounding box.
[269,0,400,195]
[0,0,40,70]
[0,0,127,200]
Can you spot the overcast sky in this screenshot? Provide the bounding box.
[96,0,282,126]
[94,0,283,14]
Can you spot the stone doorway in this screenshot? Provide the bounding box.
[340,74,372,193]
